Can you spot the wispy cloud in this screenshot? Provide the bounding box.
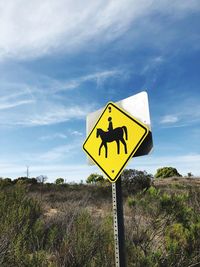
[37,143,80,162]
[13,105,92,127]
[160,115,179,124]
[159,97,200,128]
[0,99,35,110]
[0,87,35,111]
[0,87,95,127]
[69,130,83,137]
[0,66,122,99]
[0,68,119,127]
[0,0,199,61]
[51,69,122,92]
[39,129,83,141]
[39,133,67,141]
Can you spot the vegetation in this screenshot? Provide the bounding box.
[155,167,182,178]
[86,173,105,184]
[55,178,64,185]
[126,185,200,266]
[0,168,200,266]
[121,169,152,194]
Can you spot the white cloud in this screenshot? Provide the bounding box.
[37,143,80,162]
[39,133,67,141]
[142,56,165,74]
[160,115,179,124]
[0,89,94,126]
[13,105,92,126]
[159,97,200,127]
[0,0,199,61]
[51,69,122,92]
[0,69,119,127]
[0,99,34,110]
[0,66,121,97]
[70,130,83,137]
[0,88,35,111]
[39,130,83,141]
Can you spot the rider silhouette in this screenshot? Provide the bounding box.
[108,117,113,132]
[97,116,128,158]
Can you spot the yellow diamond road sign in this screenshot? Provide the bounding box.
[83,102,149,182]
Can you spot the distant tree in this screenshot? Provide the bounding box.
[86,173,105,184]
[55,178,64,185]
[4,178,12,184]
[187,172,193,177]
[13,177,29,184]
[29,178,38,184]
[36,175,48,201]
[36,175,48,184]
[121,169,152,193]
[16,179,28,185]
[155,167,182,179]
[13,177,37,185]
[0,178,12,187]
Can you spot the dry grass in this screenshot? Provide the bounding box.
[29,177,200,221]
[154,177,200,187]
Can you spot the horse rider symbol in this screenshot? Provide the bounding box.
[96,117,128,158]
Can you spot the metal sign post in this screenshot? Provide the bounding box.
[112,176,126,267]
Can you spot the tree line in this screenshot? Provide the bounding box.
[0,166,194,188]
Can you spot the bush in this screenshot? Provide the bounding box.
[155,167,182,178]
[126,187,200,266]
[86,173,105,184]
[0,186,47,266]
[55,178,64,185]
[12,177,38,185]
[0,178,12,187]
[121,169,152,194]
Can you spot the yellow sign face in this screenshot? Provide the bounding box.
[83,102,149,182]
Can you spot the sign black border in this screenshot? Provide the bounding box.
[83,102,149,182]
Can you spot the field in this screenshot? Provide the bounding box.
[1,176,200,266]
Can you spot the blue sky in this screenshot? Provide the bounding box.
[0,0,200,182]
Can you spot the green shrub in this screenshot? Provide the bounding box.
[52,211,114,267]
[55,178,64,185]
[155,167,182,178]
[122,169,152,194]
[126,186,200,266]
[86,173,105,184]
[0,178,13,188]
[160,193,192,227]
[0,186,47,266]
[127,197,137,207]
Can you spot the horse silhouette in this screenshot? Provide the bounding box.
[96,126,128,158]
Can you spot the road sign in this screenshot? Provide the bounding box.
[86,91,153,165]
[83,102,149,182]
